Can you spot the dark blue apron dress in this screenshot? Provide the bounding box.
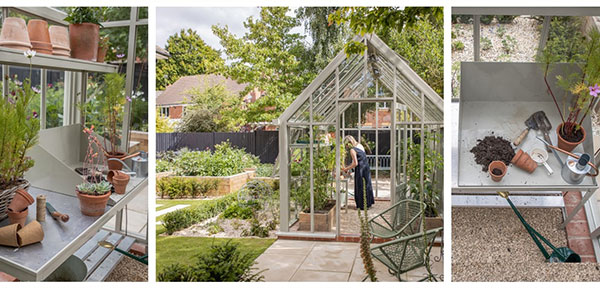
[353,147,375,210]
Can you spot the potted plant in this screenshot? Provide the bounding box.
[0,51,40,221]
[292,132,340,232]
[64,7,104,61]
[76,126,112,216]
[539,30,600,152]
[97,35,109,63]
[406,131,443,229]
[80,73,130,170]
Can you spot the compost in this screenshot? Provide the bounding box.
[470,135,515,171]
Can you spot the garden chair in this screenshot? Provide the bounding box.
[370,227,442,281]
[367,198,423,239]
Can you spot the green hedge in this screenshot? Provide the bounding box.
[156,177,219,199]
[162,192,238,234]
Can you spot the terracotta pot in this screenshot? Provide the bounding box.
[0,17,32,51]
[111,172,130,195]
[0,223,21,247]
[97,45,108,62]
[48,25,70,57]
[69,23,99,61]
[27,19,52,55]
[511,149,537,173]
[8,188,35,212]
[17,220,44,247]
[76,190,111,216]
[488,161,507,182]
[0,179,30,221]
[106,152,128,171]
[8,207,28,227]
[557,122,586,152]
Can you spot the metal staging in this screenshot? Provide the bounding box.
[278,34,443,237]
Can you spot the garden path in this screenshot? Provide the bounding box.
[253,240,443,281]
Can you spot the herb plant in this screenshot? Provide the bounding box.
[64,7,105,26]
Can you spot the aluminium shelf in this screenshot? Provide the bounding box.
[0,47,117,73]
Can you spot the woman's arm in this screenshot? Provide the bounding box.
[342,149,358,173]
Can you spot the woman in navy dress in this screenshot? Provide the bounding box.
[341,135,375,210]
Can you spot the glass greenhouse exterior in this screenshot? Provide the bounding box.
[277,34,444,238]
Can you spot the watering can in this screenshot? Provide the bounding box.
[131,151,148,177]
[106,158,137,178]
[497,191,581,263]
[535,136,598,184]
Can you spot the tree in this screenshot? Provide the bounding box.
[177,83,243,132]
[296,7,352,73]
[212,7,314,123]
[156,109,174,133]
[156,29,224,90]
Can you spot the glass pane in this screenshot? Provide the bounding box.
[46,70,65,128]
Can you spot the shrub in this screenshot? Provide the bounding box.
[157,240,264,282]
[255,163,274,177]
[173,142,260,176]
[452,41,465,51]
[496,15,517,24]
[242,218,270,238]
[156,177,219,199]
[206,220,224,235]
[156,159,171,173]
[221,201,256,220]
[162,192,238,234]
[457,15,472,24]
[502,35,516,54]
[480,15,494,25]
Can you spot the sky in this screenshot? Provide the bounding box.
[156,7,309,54]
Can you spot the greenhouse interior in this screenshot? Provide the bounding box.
[0,7,148,281]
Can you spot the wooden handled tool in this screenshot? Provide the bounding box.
[46,202,69,223]
[513,112,539,146]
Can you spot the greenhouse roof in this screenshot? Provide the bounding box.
[279,34,443,125]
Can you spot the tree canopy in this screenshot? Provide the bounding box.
[156,29,224,90]
[177,84,243,132]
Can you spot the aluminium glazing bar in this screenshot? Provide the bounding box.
[121,7,138,153]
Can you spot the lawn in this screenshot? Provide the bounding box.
[156,236,275,274]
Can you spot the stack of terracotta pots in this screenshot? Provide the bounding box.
[27,19,52,54]
[49,26,71,57]
[0,17,32,51]
[7,188,34,227]
[512,149,537,173]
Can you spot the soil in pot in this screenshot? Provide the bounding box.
[557,123,585,152]
[76,190,111,217]
[470,135,515,171]
[69,23,99,61]
[8,207,28,227]
[492,168,503,175]
[488,160,507,182]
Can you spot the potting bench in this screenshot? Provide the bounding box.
[452,62,598,229]
[0,176,146,281]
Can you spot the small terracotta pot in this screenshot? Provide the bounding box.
[111,171,130,195]
[557,122,586,152]
[27,19,52,55]
[8,188,35,212]
[0,223,21,247]
[0,17,32,51]
[17,220,44,247]
[8,207,28,227]
[488,161,507,182]
[69,23,99,61]
[76,190,111,216]
[106,152,128,171]
[97,45,108,62]
[48,25,70,57]
[511,149,537,173]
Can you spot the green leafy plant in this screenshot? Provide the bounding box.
[221,201,256,220]
[452,41,465,51]
[242,218,270,238]
[63,7,105,26]
[157,240,264,282]
[496,25,507,37]
[205,220,224,235]
[173,142,259,177]
[480,15,494,25]
[496,15,517,24]
[0,63,39,189]
[406,131,443,217]
[501,35,516,54]
[156,177,219,199]
[78,126,111,195]
[481,36,492,51]
[255,163,274,177]
[162,192,238,234]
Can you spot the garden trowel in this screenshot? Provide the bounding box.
[513,112,539,146]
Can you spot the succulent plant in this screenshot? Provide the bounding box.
[95,181,112,195]
[76,182,95,194]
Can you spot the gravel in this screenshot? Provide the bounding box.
[105,256,148,282]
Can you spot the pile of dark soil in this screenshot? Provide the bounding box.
[470,136,515,171]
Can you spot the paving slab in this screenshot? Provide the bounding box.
[291,270,349,282]
[254,253,306,281]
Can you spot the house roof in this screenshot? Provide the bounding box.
[156,45,170,60]
[157,74,248,106]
